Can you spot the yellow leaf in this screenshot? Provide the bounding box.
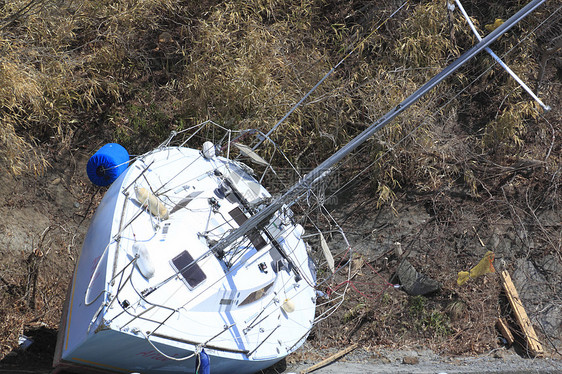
[485,19,504,32]
[457,251,495,285]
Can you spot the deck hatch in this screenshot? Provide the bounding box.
[239,282,274,306]
[171,250,206,288]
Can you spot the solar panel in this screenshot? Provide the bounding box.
[171,250,207,289]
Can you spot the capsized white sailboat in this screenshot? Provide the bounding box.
[53,1,548,373]
[53,129,321,374]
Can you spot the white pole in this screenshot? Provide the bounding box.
[454,0,550,111]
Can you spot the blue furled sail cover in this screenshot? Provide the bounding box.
[86,143,129,186]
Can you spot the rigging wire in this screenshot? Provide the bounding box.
[253,1,410,149]
[276,3,560,312]
[117,3,559,330]
[317,2,561,207]
[100,2,558,359]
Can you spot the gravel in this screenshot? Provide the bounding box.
[277,345,562,374]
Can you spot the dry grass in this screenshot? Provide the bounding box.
[1,0,557,196]
[0,0,560,359]
[0,225,76,358]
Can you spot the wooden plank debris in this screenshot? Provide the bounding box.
[499,270,544,357]
[300,343,359,373]
[496,317,514,346]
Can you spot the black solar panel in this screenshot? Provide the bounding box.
[171,250,206,288]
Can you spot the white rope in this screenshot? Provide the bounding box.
[141,330,198,361]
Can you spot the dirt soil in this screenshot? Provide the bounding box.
[0,142,561,373]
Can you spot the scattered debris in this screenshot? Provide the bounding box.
[496,317,515,347]
[457,251,495,285]
[17,335,33,351]
[300,343,359,373]
[500,270,544,357]
[393,241,403,257]
[402,356,420,365]
[396,260,440,296]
